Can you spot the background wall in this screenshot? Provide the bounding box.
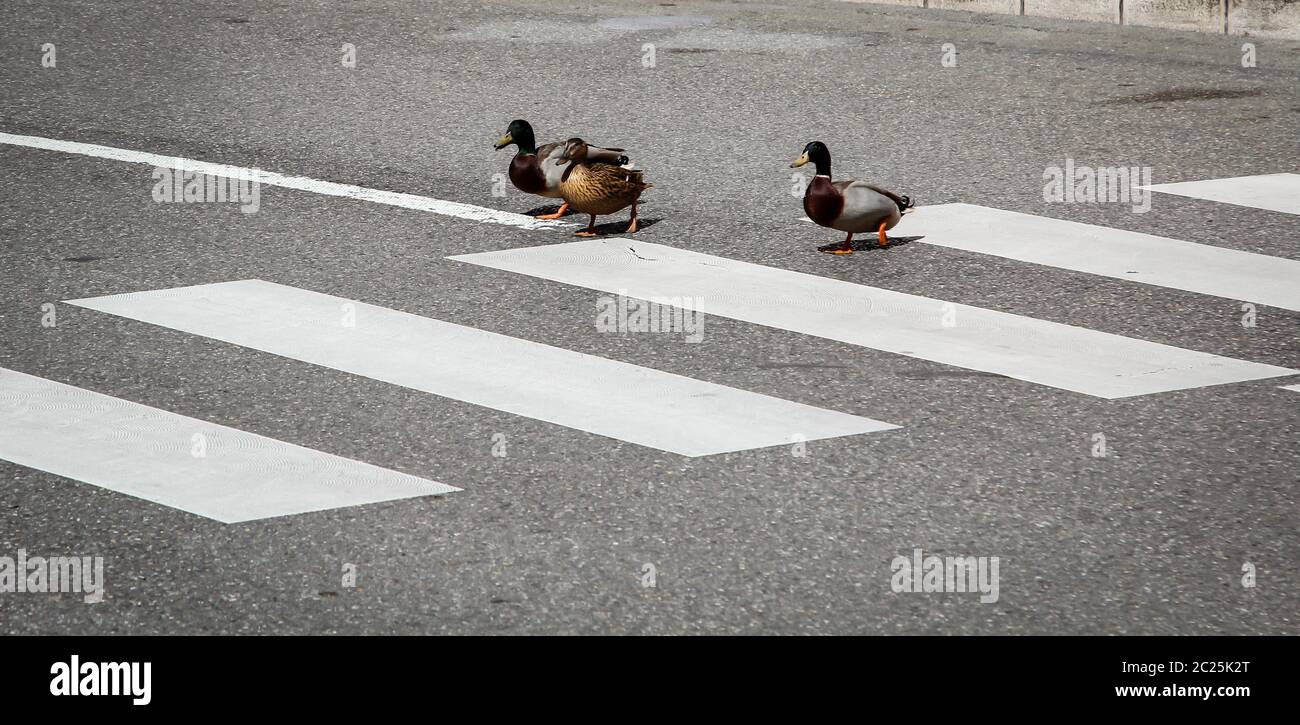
[843,0,1300,38]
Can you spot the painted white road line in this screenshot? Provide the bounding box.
[450,239,1296,399]
[1140,173,1300,216]
[1281,384,1300,394]
[66,280,897,456]
[897,204,1300,312]
[0,367,458,524]
[0,131,564,230]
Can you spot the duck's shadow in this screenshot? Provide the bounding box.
[572,216,665,237]
[817,235,924,253]
[525,203,570,218]
[526,205,662,235]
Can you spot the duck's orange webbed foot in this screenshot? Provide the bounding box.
[536,202,569,220]
[574,214,599,237]
[818,233,854,255]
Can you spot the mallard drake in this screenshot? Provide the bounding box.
[494,120,627,219]
[557,138,651,236]
[790,141,913,255]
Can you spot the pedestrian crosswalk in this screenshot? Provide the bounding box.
[0,367,458,523]
[899,204,1300,312]
[450,239,1295,399]
[2,132,1298,522]
[1141,173,1300,217]
[65,280,898,457]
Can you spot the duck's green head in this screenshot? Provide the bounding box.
[790,141,831,177]
[494,119,537,153]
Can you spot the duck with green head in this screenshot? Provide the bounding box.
[494,120,627,219]
[790,141,914,254]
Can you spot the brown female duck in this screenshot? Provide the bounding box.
[557,138,651,236]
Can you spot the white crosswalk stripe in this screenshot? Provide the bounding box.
[0,132,569,231]
[0,367,459,523]
[1141,173,1300,216]
[1281,384,1300,394]
[900,204,1300,312]
[450,239,1296,399]
[65,280,898,457]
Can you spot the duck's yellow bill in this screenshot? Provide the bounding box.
[789,152,810,168]
[493,133,513,150]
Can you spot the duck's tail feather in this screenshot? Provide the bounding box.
[897,194,915,213]
[586,146,629,165]
[624,169,651,191]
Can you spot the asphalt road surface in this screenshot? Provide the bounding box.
[1,0,1297,634]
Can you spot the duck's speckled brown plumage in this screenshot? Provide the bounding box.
[559,162,649,216]
[554,137,650,236]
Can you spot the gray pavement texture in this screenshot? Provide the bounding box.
[0,0,1297,634]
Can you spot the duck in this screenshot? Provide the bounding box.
[494,120,627,219]
[790,141,914,254]
[557,138,651,236]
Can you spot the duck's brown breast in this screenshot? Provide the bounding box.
[509,153,547,195]
[803,176,843,227]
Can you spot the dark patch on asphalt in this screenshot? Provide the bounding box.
[756,361,849,370]
[595,16,712,31]
[1101,88,1262,105]
[899,371,1010,379]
